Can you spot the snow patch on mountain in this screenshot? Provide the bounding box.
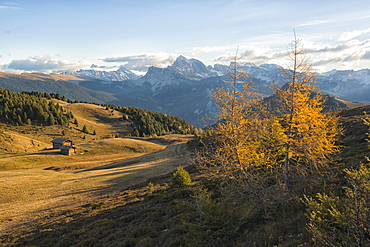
[134,66,191,91]
[168,55,219,79]
[320,69,370,85]
[59,55,370,103]
[62,66,140,81]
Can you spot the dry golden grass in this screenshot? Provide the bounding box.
[0,130,49,154]
[0,102,132,155]
[62,102,132,140]
[335,98,368,108]
[0,72,87,82]
[0,101,194,234]
[0,138,165,171]
[0,135,193,234]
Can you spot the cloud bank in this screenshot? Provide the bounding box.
[102,53,177,72]
[4,55,88,73]
[211,36,370,71]
[338,28,370,41]
[2,30,370,75]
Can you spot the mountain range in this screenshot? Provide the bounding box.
[61,66,140,81]
[0,55,369,127]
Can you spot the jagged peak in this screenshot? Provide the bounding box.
[171,55,191,68]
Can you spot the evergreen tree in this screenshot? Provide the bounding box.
[82,125,88,134]
[0,89,72,126]
[304,163,370,246]
[170,166,192,188]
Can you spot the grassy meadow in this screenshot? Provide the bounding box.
[0,99,369,246]
[0,102,194,235]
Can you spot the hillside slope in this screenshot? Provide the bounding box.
[0,101,127,154]
[0,97,195,235]
[1,105,369,246]
[0,91,195,154]
[0,72,117,103]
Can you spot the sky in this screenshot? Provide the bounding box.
[1,0,370,74]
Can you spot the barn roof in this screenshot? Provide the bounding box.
[51,138,72,143]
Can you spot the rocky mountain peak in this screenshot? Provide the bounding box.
[61,67,139,81]
[172,55,189,67]
[169,55,218,79]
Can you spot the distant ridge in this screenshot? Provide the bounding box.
[0,72,117,103]
[61,66,140,81]
[1,56,369,127]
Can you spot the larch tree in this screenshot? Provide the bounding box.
[196,53,284,203]
[276,33,341,197]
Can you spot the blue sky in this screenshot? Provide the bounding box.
[1,0,370,74]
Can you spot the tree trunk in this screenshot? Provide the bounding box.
[284,144,292,198]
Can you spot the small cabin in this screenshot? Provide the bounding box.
[60,145,77,155]
[51,138,73,149]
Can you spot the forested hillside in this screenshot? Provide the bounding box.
[0,87,195,138]
[119,106,195,137]
[0,89,73,126]
[98,104,196,137]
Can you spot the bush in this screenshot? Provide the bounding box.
[303,163,370,246]
[170,166,191,188]
[147,182,155,194]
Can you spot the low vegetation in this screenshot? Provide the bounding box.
[0,110,368,246]
[1,103,368,247]
[170,166,192,188]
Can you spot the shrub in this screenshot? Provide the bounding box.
[147,182,155,194]
[170,166,191,188]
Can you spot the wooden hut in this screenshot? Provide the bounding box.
[51,138,73,149]
[60,145,77,155]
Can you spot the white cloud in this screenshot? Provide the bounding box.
[362,51,370,60]
[102,53,178,71]
[214,44,285,65]
[211,36,370,73]
[5,55,88,73]
[0,5,19,10]
[303,40,367,54]
[338,28,370,41]
[297,20,331,27]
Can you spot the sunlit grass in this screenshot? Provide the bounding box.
[0,134,191,234]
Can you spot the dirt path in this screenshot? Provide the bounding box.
[0,138,193,234]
